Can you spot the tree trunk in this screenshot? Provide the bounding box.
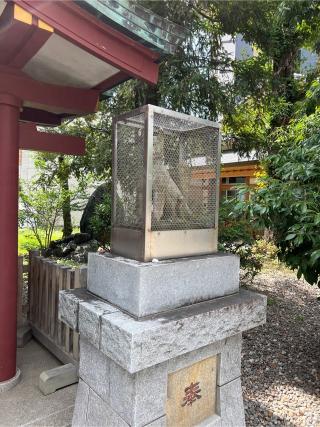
[62,178,73,238]
[58,156,73,238]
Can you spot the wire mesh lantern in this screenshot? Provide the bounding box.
[111,105,221,262]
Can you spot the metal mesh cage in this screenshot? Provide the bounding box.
[113,106,220,236]
[114,113,145,229]
[151,112,219,231]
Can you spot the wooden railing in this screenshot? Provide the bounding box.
[28,251,87,367]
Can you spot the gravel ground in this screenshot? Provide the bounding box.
[242,265,320,427]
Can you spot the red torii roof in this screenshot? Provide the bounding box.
[0,0,183,153]
[0,0,181,124]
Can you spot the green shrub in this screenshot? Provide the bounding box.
[219,200,263,283]
[252,239,278,260]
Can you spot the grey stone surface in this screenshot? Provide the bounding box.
[25,405,75,426]
[218,333,242,386]
[108,359,168,426]
[17,325,32,348]
[0,369,21,393]
[60,288,265,373]
[72,379,89,427]
[59,288,91,331]
[79,298,118,348]
[99,290,266,373]
[198,415,222,427]
[86,388,108,427]
[0,340,77,427]
[167,333,241,387]
[79,338,110,401]
[88,252,240,317]
[85,388,129,427]
[145,416,166,426]
[39,363,78,395]
[217,378,245,427]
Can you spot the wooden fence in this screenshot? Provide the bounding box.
[28,251,87,367]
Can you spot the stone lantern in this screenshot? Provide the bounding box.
[59,106,267,427]
[111,105,221,261]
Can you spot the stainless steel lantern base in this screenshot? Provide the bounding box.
[111,227,218,262]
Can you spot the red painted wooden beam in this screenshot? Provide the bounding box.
[19,122,85,155]
[0,2,51,68]
[14,0,160,85]
[0,3,34,66]
[95,71,130,92]
[0,68,99,115]
[20,107,62,126]
[10,27,51,69]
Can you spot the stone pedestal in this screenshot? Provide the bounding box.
[59,253,266,427]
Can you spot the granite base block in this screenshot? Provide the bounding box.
[75,334,245,427]
[87,252,240,318]
[59,289,266,427]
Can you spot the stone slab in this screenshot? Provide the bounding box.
[87,252,240,317]
[59,288,266,373]
[39,363,78,396]
[100,289,266,373]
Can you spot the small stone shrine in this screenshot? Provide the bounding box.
[59,105,267,427]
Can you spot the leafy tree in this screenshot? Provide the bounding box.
[19,180,65,249]
[235,84,320,285]
[208,0,320,154]
[34,103,114,237]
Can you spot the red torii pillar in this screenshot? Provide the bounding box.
[0,96,86,386]
[0,0,160,388]
[0,93,21,383]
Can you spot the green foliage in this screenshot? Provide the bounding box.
[219,200,263,282]
[19,180,65,249]
[234,104,320,285]
[18,228,62,255]
[89,193,112,245]
[219,200,256,244]
[253,239,278,261]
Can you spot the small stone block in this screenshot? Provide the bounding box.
[88,253,240,318]
[79,298,118,348]
[39,363,78,396]
[59,289,89,331]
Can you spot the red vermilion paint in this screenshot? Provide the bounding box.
[0,93,21,382]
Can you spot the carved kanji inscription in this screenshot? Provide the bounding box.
[166,356,217,427]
